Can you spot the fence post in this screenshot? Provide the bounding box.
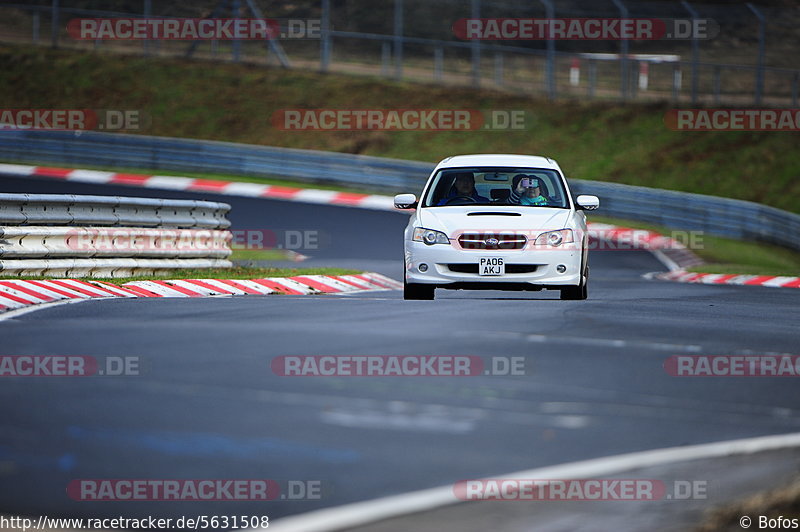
[793,72,799,107]
[381,41,391,76]
[746,3,765,106]
[33,10,40,43]
[434,47,443,82]
[320,0,331,72]
[394,0,403,80]
[494,52,503,86]
[143,0,152,56]
[539,0,556,99]
[50,0,59,48]
[588,59,596,98]
[672,63,682,102]
[471,0,481,87]
[713,66,721,105]
[630,59,638,99]
[231,0,242,62]
[681,1,700,105]
[612,0,629,101]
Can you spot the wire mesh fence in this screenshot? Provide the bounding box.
[2,0,799,106]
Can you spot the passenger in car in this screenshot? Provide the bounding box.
[509,174,549,206]
[437,172,490,205]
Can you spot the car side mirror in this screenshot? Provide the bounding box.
[394,193,418,210]
[576,195,599,211]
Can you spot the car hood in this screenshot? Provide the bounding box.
[416,207,572,236]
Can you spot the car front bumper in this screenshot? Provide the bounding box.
[404,240,584,288]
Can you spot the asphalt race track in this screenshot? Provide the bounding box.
[1,176,799,524]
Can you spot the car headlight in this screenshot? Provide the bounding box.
[534,229,574,247]
[413,227,449,245]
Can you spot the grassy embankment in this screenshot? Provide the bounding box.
[1,44,798,276]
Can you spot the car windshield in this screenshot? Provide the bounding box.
[421,167,569,208]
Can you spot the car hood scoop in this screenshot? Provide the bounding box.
[467,212,522,216]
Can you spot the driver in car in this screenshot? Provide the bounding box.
[437,172,490,205]
[510,174,549,206]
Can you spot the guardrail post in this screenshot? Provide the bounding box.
[612,0,629,101]
[746,3,765,106]
[393,0,403,80]
[539,0,556,99]
[681,0,700,106]
[320,0,331,72]
[50,0,59,48]
[434,46,443,81]
[470,0,481,88]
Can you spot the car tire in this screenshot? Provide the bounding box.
[560,265,588,300]
[404,278,435,300]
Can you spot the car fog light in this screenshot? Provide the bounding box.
[419,263,429,272]
[556,264,567,273]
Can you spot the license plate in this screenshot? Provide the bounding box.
[479,257,504,276]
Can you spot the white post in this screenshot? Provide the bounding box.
[638,61,649,90]
[569,58,580,86]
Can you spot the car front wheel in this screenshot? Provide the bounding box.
[560,266,588,300]
[404,278,435,300]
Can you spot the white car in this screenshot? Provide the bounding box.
[394,154,599,300]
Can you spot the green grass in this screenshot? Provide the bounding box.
[590,215,800,276]
[2,43,800,213]
[229,248,300,261]
[1,266,361,286]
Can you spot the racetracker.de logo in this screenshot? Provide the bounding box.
[664,355,800,377]
[66,228,230,253]
[0,109,145,131]
[453,479,706,501]
[69,18,276,40]
[67,480,281,501]
[0,356,140,377]
[452,18,717,40]
[665,109,800,131]
[272,109,527,131]
[271,355,526,376]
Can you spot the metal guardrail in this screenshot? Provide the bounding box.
[0,191,231,228]
[0,191,234,277]
[1,131,799,252]
[0,227,232,259]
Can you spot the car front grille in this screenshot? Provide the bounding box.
[457,232,527,250]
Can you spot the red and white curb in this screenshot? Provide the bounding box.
[588,224,798,289]
[648,270,800,289]
[587,222,706,273]
[0,163,396,210]
[0,273,403,314]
